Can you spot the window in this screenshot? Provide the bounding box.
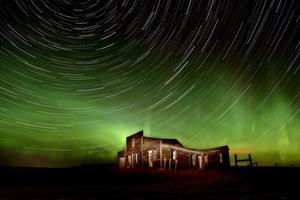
[132,138,135,148]
[172,150,176,160]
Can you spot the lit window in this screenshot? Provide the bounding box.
[172,150,176,160]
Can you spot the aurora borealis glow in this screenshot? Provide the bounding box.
[0,0,299,167]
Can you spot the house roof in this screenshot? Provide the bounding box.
[143,136,182,146]
[126,131,229,153]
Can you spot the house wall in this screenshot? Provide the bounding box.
[162,146,202,169]
[125,131,143,168]
[161,146,230,169]
[203,149,230,168]
[126,131,143,153]
[119,131,230,169]
[222,150,230,167]
[142,137,161,168]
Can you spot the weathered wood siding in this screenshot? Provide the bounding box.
[222,150,230,167]
[125,131,143,167]
[142,137,160,168]
[203,149,230,168]
[126,131,143,154]
[118,131,230,169]
[206,153,220,168]
[161,146,197,169]
[176,150,192,169]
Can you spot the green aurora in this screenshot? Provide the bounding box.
[0,51,299,167]
[0,0,299,167]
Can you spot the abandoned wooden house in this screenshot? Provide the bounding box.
[118,131,230,170]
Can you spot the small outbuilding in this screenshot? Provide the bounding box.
[118,131,230,170]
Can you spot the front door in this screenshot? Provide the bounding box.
[148,150,153,167]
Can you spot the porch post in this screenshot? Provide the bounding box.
[141,136,144,168]
[159,139,163,168]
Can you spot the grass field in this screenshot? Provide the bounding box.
[0,165,299,199]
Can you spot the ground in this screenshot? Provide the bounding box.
[0,165,299,199]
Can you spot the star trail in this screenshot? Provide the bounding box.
[0,0,299,167]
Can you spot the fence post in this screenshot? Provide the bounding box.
[248,154,253,167]
[234,154,238,167]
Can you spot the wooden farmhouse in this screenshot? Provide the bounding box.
[118,131,230,170]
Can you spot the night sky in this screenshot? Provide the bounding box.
[0,0,299,167]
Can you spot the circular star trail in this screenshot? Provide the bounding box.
[0,0,299,167]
